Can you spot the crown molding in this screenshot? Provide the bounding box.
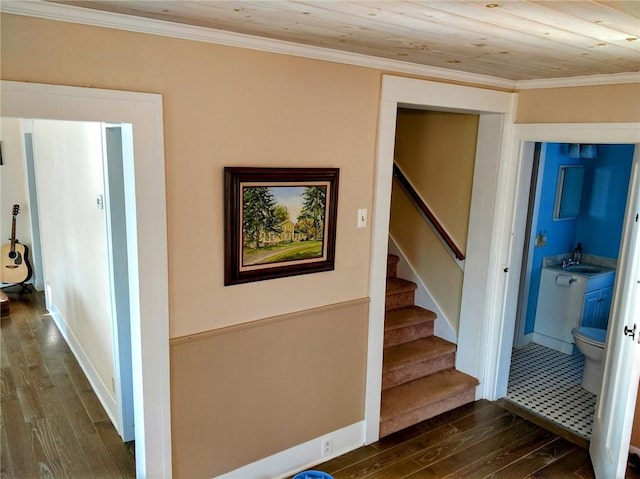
[515,72,640,90]
[3,1,636,91]
[2,0,516,90]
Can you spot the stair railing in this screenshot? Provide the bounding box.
[393,162,466,265]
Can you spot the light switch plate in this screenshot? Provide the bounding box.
[357,209,367,228]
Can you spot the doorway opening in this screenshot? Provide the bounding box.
[505,142,635,440]
[1,80,171,478]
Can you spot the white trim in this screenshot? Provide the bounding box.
[47,302,118,428]
[1,0,513,90]
[366,75,515,442]
[630,445,640,457]
[216,421,364,479]
[515,72,640,90]
[0,80,172,478]
[388,237,457,344]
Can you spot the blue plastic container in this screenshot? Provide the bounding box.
[292,471,334,479]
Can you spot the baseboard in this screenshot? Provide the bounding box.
[47,302,118,430]
[532,332,575,355]
[388,237,457,344]
[216,421,365,479]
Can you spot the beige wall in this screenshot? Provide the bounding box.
[515,83,640,123]
[390,110,478,330]
[1,13,378,476]
[394,109,479,253]
[0,13,379,338]
[170,299,368,477]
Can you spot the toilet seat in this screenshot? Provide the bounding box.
[572,327,606,348]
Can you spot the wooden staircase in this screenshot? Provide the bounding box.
[380,254,479,437]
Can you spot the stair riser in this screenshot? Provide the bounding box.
[379,387,476,438]
[387,262,398,279]
[385,291,415,311]
[382,353,455,391]
[384,322,434,348]
[387,255,399,279]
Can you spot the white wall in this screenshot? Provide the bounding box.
[31,119,115,401]
[0,118,31,264]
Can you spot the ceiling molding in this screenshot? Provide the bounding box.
[515,72,640,90]
[0,1,515,90]
[3,1,637,91]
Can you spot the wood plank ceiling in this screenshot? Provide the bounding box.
[51,1,640,81]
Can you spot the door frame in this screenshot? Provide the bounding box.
[488,122,640,401]
[365,75,515,443]
[1,80,172,478]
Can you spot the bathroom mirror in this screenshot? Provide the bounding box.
[554,165,584,220]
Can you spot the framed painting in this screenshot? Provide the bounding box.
[224,167,339,285]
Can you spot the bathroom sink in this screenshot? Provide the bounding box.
[563,265,605,274]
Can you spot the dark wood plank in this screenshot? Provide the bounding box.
[95,420,137,477]
[332,407,519,479]
[62,355,93,393]
[366,413,527,479]
[15,384,44,423]
[318,401,495,476]
[1,292,136,478]
[453,428,558,479]
[37,384,94,477]
[1,398,40,478]
[526,446,594,478]
[405,419,541,478]
[488,437,579,479]
[77,431,123,479]
[78,389,110,424]
[50,372,97,437]
[0,412,16,479]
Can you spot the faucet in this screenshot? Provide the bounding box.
[561,257,577,269]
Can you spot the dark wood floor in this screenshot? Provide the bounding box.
[1,288,135,478]
[310,400,602,479]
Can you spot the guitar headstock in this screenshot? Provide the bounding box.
[12,204,20,216]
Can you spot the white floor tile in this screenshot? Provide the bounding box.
[506,343,596,439]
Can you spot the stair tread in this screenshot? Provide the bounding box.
[380,370,479,421]
[385,305,436,332]
[383,337,456,373]
[386,277,417,295]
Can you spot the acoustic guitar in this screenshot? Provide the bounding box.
[1,204,32,284]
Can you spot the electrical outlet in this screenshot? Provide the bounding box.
[321,437,333,457]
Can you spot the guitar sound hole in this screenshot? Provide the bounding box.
[8,251,16,259]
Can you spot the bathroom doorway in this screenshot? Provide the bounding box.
[506,142,635,439]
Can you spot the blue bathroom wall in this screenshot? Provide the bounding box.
[576,144,635,258]
[524,143,635,335]
[524,143,583,334]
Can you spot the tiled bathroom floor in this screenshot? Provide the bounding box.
[506,342,597,439]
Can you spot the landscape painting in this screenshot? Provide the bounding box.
[224,167,339,285]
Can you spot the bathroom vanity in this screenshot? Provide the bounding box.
[533,256,616,354]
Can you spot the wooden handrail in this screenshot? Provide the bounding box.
[393,163,466,261]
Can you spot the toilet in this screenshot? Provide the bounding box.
[572,327,607,395]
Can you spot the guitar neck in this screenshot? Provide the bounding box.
[10,216,16,252]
